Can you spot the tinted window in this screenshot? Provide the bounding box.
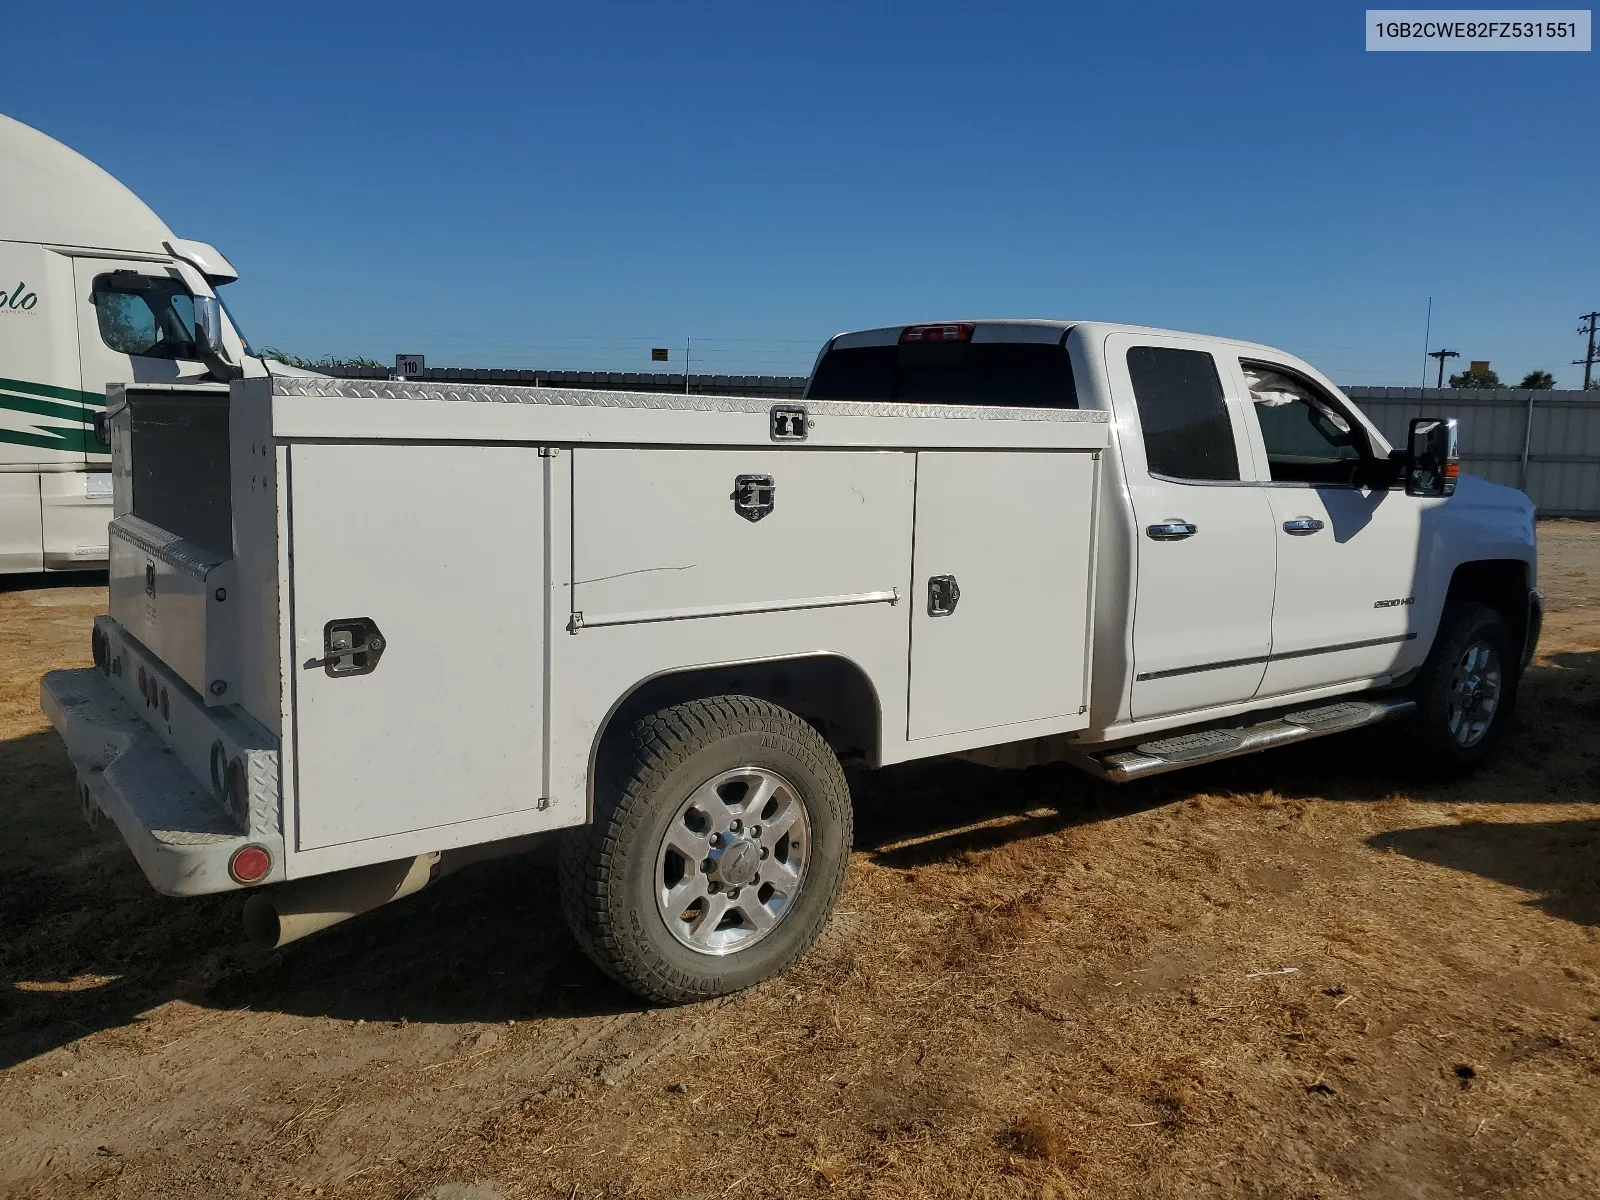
[1242,363,1366,486]
[808,341,1077,408]
[92,273,197,359]
[1126,347,1238,482]
[128,392,232,557]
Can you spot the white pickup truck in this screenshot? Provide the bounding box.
[41,320,1540,1003]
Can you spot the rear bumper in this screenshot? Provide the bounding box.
[40,630,283,896]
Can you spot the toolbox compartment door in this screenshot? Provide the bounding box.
[289,443,546,850]
[907,450,1095,740]
[571,447,913,626]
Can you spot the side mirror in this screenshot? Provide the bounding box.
[192,294,243,382]
[1405,417,1459,497]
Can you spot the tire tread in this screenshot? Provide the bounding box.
[558,696,851,1003]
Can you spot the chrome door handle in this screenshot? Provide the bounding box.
[1146,521,1198,541]
[1282,517,1325,536]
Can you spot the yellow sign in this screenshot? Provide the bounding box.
[651,348,669,362]
[1469,360,1490,374]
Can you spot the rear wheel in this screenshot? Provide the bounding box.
[1407,601,1517,774]
[559,696,852,1003]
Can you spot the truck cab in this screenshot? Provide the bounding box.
[807,321,1539,766]
[0,114,259,573]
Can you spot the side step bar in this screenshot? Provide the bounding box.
[1083,697,1417,782]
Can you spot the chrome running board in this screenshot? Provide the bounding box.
[1084,697,1417,783]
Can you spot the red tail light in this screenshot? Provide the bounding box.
[899,323,974,344]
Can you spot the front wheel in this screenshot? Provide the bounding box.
[1407,600,1517,774]
[558,696,852,1004]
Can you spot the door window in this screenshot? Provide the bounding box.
[91,272,197,359]
[1125,346,1239,481]
[1241,363,1369,486]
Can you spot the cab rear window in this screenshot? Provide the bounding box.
[807,340,1078,408]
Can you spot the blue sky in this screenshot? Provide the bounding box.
[8,2,1597,383]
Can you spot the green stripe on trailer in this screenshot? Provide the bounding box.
[0,375,102,406]
[0,389,96,425]
[0,377,100,454]
[0,424,99,454]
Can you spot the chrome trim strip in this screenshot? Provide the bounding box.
[1135,633,1417,682]
[571,588,900,631]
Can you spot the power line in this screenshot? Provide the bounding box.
[1427,348,1459,389]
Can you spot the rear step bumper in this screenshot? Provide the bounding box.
[1086,697,1417,782]
[41,665,284,896]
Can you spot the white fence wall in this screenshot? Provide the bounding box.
[1344,388,1600,518]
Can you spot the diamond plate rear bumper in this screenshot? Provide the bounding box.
[41,667,285,896]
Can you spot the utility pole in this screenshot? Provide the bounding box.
[1428,348,1459,390]
[1420,296,1433,390]
[1576,312,1600,390]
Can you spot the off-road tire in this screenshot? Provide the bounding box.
[1406,600,1517,775]
[558,696,852,1004]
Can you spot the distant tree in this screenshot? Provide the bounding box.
[1449,366,1502,389]
[1517,370,1555,389]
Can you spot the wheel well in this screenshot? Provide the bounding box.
[1445,559,1530,655]
[600,654,882,768]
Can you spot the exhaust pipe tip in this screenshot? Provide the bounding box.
[242,893,283,947]
[240,853,439,950]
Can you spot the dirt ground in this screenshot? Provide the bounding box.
[1,523,1597,1200]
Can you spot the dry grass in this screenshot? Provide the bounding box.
[1,524,1599,1199]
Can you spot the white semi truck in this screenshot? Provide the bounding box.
[0,114,259,573]
[41,321,1540,1003]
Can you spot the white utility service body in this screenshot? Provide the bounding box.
[41,320,1540,1001]
[0,114,260,573]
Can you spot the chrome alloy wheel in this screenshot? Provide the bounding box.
[654,766,811,956]
[1446,638,1502,749]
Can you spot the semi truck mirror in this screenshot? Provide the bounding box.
[1405,417,1459,498]
[193,295,243,382]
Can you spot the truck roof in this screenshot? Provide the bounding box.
[0,114,176,253]
[826,320,1299,360]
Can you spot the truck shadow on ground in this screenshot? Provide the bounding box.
[0,570,107,594]
[1368,818,1600,927]
[3,650,1595,1069]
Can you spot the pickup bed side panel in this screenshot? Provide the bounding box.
[570,447,911,624]
[907,450,1095,739]
[553,446,916,811]
[288,442,548,850]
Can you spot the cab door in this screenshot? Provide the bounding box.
[1104,333,1278,720]
[1228,355,1430,696]
[0,241,75,570]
